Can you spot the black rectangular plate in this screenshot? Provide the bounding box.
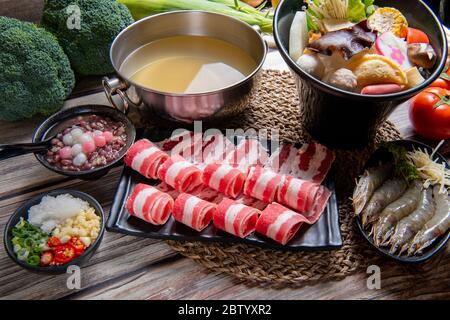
[107,128,342,251]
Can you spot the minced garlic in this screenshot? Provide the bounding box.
[52,207,100,246]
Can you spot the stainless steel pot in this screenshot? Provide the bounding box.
[103,11,267,123]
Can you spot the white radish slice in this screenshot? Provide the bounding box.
[375,32,413,70]
[289,11,308,62]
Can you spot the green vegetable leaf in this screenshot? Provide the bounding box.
[11,218,49,266]
[347,0,367,22]
[306,6,322,32]
[381,143,421,184]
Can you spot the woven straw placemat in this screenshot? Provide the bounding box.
[162,69,401,285]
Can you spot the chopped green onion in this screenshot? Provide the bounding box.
[27,255,40,266]
[11,218,49,266]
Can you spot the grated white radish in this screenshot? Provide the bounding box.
[28,194,91,233]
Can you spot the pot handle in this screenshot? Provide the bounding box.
[102,76,140,114]
[251,25,275,49]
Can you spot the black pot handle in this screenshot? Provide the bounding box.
[0,141,51,161]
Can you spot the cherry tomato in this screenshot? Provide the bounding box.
[54,245,76,265]
[47,236,61,247]
[40,251,54,266]
[407,27,430,44]
[410,87,450,140]
[68,237,86,256]
[430,57,450,89]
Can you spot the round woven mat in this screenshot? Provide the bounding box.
[164,69,401,285]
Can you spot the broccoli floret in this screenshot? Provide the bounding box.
[42,0,134,76]
[0,16,75,121]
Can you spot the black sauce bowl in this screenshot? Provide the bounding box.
[32,104,136,180]
[3,189,105,274]
[355,140,449,264]
[273,0,448,148]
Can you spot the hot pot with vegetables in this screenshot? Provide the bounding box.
[273,0,448,147]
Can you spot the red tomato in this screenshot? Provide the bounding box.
[40,251,54,266]
[410,87,450,140]
[54,245,77,265]
[430,57,450,89]
[407,27,430,44]
[68,237,86,256]
[47,236,61,248]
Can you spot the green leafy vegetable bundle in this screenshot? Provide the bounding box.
[118,0,273,33]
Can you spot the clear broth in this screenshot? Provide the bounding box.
[120,35,257,94]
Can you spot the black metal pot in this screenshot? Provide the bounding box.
[273,0,448,148]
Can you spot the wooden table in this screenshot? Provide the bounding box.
[1,2,449,299]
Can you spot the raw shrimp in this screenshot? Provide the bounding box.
[408,186,450,255]
[353,163,392,216]
[360,177,407,227]
[388,187,434,255]
[372,180,422,246]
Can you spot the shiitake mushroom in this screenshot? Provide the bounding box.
[407,43,437,69]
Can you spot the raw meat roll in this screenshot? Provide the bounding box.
[226,138,269,172]
[201,133,235,165]
[170,132,203,164]
[125,139,169,179]
[277,175,331,223]
[255,202,308,245]
[202,162,246,198]
[159,130,193,152]
[173,193,216,231]
[265,141,335,183]
[243,165,282,203]
[291,141,335,184]
[306,185,331,223]
[264,143,298,174]
[158,155,203,193]
[126,183,173,225]
[214,198,260,238]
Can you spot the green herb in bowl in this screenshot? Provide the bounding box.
[11,218,49,266]
[382,143,421,184]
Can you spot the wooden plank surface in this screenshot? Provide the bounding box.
[0,80,448,300]
[1,0,44,23]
